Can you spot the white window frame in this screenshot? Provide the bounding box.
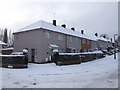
[45,32,50,39]
[76,38,78,43]
[82,39,86,44]
[87,40,90,45]
[58,34,63,41]
[70,36,73,42]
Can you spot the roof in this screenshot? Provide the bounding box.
[90,35,111,42]
[14,20,96,41]
[0,40,7,45]
[100,37,112,42]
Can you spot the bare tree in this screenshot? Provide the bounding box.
[0,28,14,47]
[8,30,14,47]
[3,28,8,44]
[0,28,4,41]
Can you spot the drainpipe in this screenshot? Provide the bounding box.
[65,34,67,52]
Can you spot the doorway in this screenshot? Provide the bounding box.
[31,49,37,62]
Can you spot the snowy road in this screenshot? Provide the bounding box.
[1,54,118,88]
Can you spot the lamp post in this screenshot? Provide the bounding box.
[114,34,118,59]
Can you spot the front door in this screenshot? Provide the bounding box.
[31,49,36,62]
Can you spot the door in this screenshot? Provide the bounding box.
[31,49,37,62]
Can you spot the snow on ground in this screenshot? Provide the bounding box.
[1,53,118,88]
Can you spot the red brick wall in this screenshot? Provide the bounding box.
[81,39,92,52]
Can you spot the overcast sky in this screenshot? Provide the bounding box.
[0,0,118,39]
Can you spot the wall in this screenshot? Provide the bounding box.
[81,38,92,52]
[98,40,108,50]
[0,45,2,65]
[66,35,81,52]
[40,29,66,62]
[91,40,99,51]
[14,28,111,63]
[14,29,43,63]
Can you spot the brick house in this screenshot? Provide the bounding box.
[13,20,97,63]
[13,20,111,63]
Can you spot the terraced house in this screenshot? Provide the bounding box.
[13,20,112,63]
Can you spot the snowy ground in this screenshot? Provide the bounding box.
[1,53,118,88]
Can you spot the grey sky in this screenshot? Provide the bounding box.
[0,1,118,39]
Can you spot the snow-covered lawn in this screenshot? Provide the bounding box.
[1,54,118,88]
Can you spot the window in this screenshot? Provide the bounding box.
[16,34,18,40]
[76,38,78,43]
[87,40,90,45]
[70,36,73,42]
[82,39,86,44]
[58,34,63,41]
[45,32,50,38]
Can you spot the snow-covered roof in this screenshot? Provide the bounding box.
[98,37,111,42]
[0,40,7,45]
[90,35,111,42]
[14,20,96,41]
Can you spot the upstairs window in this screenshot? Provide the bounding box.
[87,40,90,45]
[58,34,63,41]
[82,39,86,44]
[76,38,79,43]
[70,36,73,42]
[45,32,50,39]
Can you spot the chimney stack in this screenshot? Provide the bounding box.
[61,24,66,28]
[103,35,106,38]
[81,30,84,34]
[95,33,98,37]
[53,20,56,26]
[71,27,75,31]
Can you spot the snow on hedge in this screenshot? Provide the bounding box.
[0,54,24,57]
[59,50,103,55]
[1,47,14,50]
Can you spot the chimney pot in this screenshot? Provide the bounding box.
[95,33,98,37]
[103,36,106,38]
[71,27,75,31]
[81,30,84,34]
[61,24,66,28]
[53,20,56,26]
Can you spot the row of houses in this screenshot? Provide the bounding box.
[13,20,113,63]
